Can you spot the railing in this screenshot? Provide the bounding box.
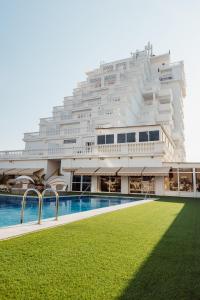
[79,184,91,200]
[0,141,174,160]
[21,189,43,224]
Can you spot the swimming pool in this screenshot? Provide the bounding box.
[0,195,138,227]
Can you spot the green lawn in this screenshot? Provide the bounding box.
[1,197,200,300]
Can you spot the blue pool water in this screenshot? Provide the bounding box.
[0,195,138,227]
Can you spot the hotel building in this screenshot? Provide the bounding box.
[0,43,199,197]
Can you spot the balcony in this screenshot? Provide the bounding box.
[0,141,174,161]
[159,75,173,82]
[158,103,173,113]
[23,132,42,141]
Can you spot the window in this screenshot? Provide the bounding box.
[90,77,101,88]
[196,171,200,192]
[97,135,105,145]
[129,176,155,194]
[149,130,159,141]
[165,168,193,192]
[104,74,116,85]
[127,132,135,143]
[103,65,114,73]
[100,176,121,192]
[117,132,135,143]
[179,172,193,192]
[164,169,178,191]
[106,134,114,144]
[139,130,160,142]
[117,133,126,143]
[64,139,76,144]
[97,134,114,145]
[72,175,91,192]
[116,62,127,70]
[139,131,148,142]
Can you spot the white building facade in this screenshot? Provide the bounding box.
[1,43,199,197]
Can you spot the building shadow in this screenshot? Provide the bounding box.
[118,198,200,300]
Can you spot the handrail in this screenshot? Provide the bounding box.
[79,184,91,200]
[21,189,42,224]
[42,188,59,221]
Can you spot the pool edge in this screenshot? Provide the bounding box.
[0,199,156,241]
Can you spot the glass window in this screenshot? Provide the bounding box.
[72,182,81,191]
[164,170,178,191]
[179,168,193,173]
[139,131,148,142]
[129,176,155,194]
[97,135,105,145]
[141,176,155,194]
[72,175,91,192]
[117,133,126,143]
[196,173,200,192]
[64,139,76,144]
[179,173,193,192]
[129,177,142,193]
[100,176,121,192]
[109,177,121,192]
[127,132,135,143]
[73,175,81,182]
[100,176,110,192]
[149,130,159,141]
[106,134,114,144]
[104,74,116,85]
[82,176,91,183]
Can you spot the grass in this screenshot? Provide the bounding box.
[1,197,200,299]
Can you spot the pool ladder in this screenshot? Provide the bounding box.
[79,184,91,200]
[20,188,59,225]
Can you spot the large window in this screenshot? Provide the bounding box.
[164,168,178,191]
[72,175,91,192]
[97,134,114,145]
[64,139,76,144]
[100,176,121,193]
[196,169,200,192]
[117,132,135,143]
[164,168,193,192]
[129,176,155,194]
[97,135,105,145]
[139,130,160,142]
[139,131,148,142]
[179,172,193,192]
[149,130,159,141]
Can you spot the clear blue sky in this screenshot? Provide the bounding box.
[0,0,200,161]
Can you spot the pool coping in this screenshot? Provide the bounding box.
[0,198,155,240]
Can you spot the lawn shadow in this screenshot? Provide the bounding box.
[118,198,200,300]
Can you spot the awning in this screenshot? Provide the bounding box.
[74,168,99,176]
[95,167,121,176]
[62,168,78,172]
[142,167,170,176]
[117,167,144,176]
[18,168,43,176]
[0,169,7,175]
[4,169,21,175]
[2,168,43,176]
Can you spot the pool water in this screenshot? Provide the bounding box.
[0,195,138,227]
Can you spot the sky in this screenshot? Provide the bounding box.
[0,0,200,161]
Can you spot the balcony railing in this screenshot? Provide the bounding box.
[0,141,174,160]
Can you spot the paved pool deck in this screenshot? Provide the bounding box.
[0,199,155,240]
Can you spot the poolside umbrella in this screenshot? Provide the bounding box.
[15,176,35,184]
